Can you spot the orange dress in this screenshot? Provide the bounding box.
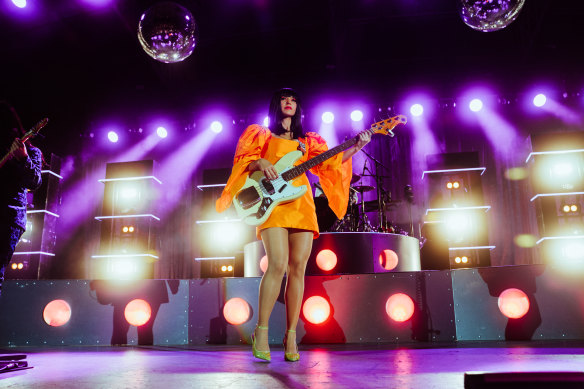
[216,124,352,239]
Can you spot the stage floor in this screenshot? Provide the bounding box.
[1,342,583,388]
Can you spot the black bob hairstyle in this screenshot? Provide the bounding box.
[267,88,305,139]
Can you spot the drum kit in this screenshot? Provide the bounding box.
[314,172,403,234]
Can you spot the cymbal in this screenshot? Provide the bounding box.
[352,185,375,193]
[350,173,361,184]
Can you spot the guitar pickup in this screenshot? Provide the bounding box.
[261,178,276,195]
[278,184,287,193]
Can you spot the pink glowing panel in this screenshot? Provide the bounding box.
[43,300,72,327]
[379,249,399,270]
[302,296,331,324]
[124,299,152,326]
[498,288,530,319]
[469,99,483,112]
[321,112,334,124]
[316,249,337,271]
[107,131,119,143]
[385,293,415,322]
[259,255,268,273]
[223,297,251,325]
[533,93,547,107]
[410,104,423,117]
[350,110,363,122]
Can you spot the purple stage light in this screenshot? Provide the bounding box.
[107,131,119,143]
[410,104,424,117]
[12,0,26,8]
[469,99,483,112]
[210,121,223,133]
[533,93,547,107]
[263,116,269,127]
[156,126,168,138]
[350,110,363,122]
[321,112,334,124]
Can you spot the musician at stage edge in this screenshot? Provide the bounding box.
[216,88,372,362]
[0,118,42,299]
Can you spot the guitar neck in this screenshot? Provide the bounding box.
[281,135,359,181]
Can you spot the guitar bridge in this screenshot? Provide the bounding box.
[236,186,261,210]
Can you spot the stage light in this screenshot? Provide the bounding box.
[124,299,152,326]
[563,241,584,262]
[302,296,331,325]
[385,293,415,322]
[533,93,547,107]
[43,300,72,327]
[498,288,529,319]
[379,249,398,270]
[571,205,578,212]
[223,297,251,325]
[453,181,460,189]
[156,126,168,138]
[263,116,269,127]
[106,257,147,280]
[469,99,483,112]
[321,112,334,124]
[316,249,337,271]
[221,265,227,272]
[563,205,571,213]
[447,182,453,189]
[12,0,26,8]
[227,265,233,271]
[260,255,268,273]
[553,162,574,176]
[350,110,363,122]
[410,104,423,117]
[461,256,468,263]
[128,226,135,233]
[107,131,119,143]
[122,226,129,233]
[505,167,528,181]
[17,263,24,269]
[206,221,247,251]
[514,234,537,248]
[11,263,17,270]
[445,212,471,234]
[210,121,223,133]
[455,256,461,264]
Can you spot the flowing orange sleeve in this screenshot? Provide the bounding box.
[304,132,352,219]
[216,124,271,213]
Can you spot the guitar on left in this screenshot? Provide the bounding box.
[0,118,48,169]
[233,115,407,226]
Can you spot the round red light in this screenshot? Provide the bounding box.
[124,299,152,326]
[223,297,251,325]
[302,296,331,324]
[385,293,415,322]
[43,300,72,327]
[498,288,530,319]
[379,249,399,270]
[316,249,337,271]
[259,255,268,273]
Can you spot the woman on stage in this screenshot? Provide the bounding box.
[216,88,371,361]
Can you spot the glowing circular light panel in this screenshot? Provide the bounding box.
[379,249,398,271]
[410,104,424,117]
[12,0,26,8]
[350,110,363,122]
[385,293,414,322]
[210,121,223,133]
[498,288,530,319]
[156,126,168,138]
[124,299,152,326]
[263,116,270,127]
[107,131,119,143]
[43,300,72,327]
[533,93,547,107]
[321,112,335,124]
[302,296,331,324]
[316,249,337,271]
[259,255,268,273]
[469,99,483,112]
[223,297,251,325]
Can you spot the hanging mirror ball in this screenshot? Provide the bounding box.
[459,0,525,32]
[138,2,196,63]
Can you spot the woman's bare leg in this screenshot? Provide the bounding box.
[255,227,289,352]
[284,229,313,353]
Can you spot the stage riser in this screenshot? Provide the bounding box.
[0,265,582,346]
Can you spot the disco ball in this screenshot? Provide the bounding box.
[138,2,196,63]
[459,0,525,32]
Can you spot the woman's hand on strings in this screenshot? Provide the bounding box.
[252,158,279,180]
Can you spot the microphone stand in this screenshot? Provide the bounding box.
[361,148,392,232]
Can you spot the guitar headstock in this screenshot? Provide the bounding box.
[369,115,407,137]
[22,118,49,141]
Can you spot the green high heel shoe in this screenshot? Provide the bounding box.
[251,325,271,362]
[283,329,300,362]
